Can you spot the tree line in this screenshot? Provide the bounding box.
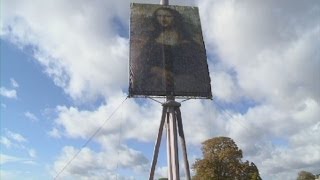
[159,136,317,180]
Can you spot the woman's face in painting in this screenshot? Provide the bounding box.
[156,9,174,28]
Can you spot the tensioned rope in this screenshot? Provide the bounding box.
[115,103,125,180]
[213,100,264,154]
[212,100,264,176]
[53,96,259,179]
[53,96,128,180]
[214,101,252,133]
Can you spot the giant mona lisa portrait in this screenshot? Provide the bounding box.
[129,3,212,98]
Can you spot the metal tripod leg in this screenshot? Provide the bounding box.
[149,106,167,180]
[167,105,179,180]
[176,108,191,180]
[149,100,190,180]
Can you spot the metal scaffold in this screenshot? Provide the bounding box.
[148,2,191,180]
[149,98,191,180]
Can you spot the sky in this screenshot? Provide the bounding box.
[0,0,319,179]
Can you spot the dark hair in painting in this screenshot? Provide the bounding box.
[150,7,191,40]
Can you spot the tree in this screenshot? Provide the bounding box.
[192,137,261,180]
[297,171,315,180]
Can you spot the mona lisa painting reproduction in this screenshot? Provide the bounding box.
[129,3,212,99]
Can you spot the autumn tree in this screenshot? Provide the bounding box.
[192,137,261,180]
[296,171,315,180]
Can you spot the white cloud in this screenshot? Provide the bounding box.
[0,87,17,99]
[49,95,158,178]
[200,0,320,106]
[0,169,43,180]
[0,137,12,148]
[211,71,240,102]
[24,111,39,122]
[155,166,168,179]
[10,78,19,88]
[49,96,224,178]
[181,100,222,145]
[0,170,16,180]
[0,153,36,166]
[6,130,27,143]
[52,146,148,179]
[220,99,320,179]
[49,95,223,178]
[0,0,199,103]
[197,0,320,179]
[1,0,131,102]
[28,149,37,158]
[48,128,62,138]
[290,121,320,147]
[51,94,162,141]
[1,0,319,179]
[1,130,30,150]
[0,154,22,165]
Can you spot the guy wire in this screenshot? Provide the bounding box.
[53,97,128,179]
[116,102,125,180]
[213,100,263,154]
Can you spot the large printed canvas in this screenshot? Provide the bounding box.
[129,3,212,98]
